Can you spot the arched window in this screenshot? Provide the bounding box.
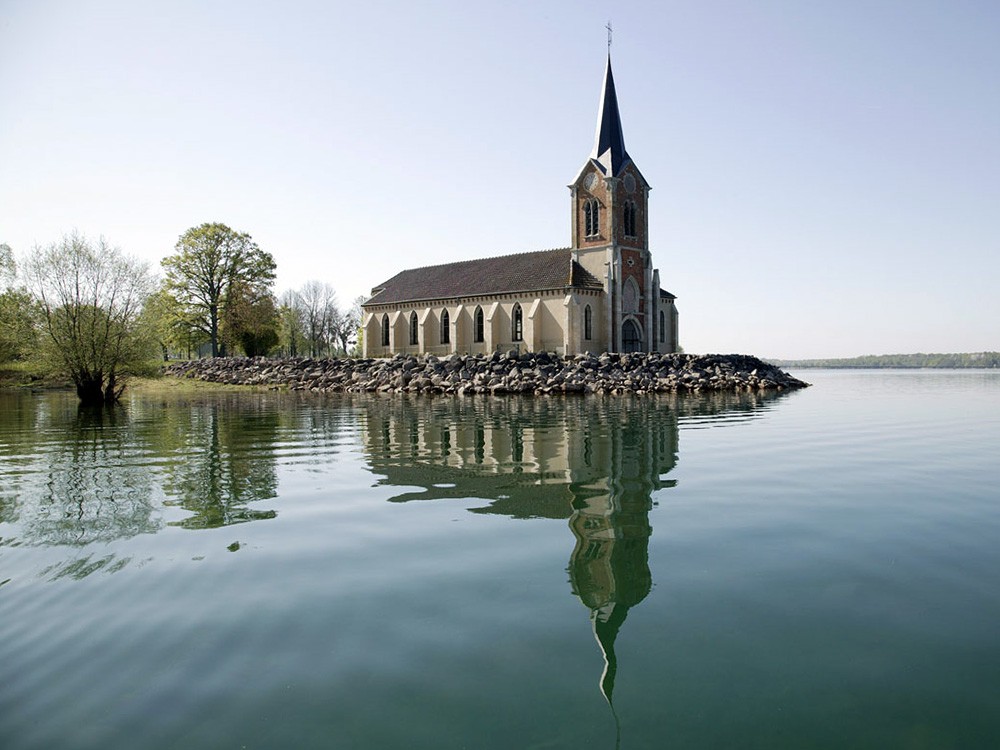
[511,303,523,342]
[474,306,485,343]
[659,310,665,343]
[440,309,450,345]
[623,200,637,237]
[409,311,418,346]
[584,304,593,341]
[584,199,600,237]
[623,277,639,314]
[381,313,390,347]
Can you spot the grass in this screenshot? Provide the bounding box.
[0,360,71,390]
[0,360,272,396]
[128,373,276,395]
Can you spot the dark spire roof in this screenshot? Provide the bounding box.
[591,55,630,176]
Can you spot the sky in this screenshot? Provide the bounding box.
[1,0,998,359]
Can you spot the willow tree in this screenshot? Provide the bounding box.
[162,223,276,357]
[23,234,155,405]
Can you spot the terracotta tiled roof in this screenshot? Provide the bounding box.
[364,248,603,307]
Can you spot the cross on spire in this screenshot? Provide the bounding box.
[606,20,613,52]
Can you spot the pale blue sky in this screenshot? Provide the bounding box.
[2,0,998,359]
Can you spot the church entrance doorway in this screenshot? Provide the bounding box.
[622,319,642,353]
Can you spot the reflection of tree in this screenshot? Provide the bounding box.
[0,391,284,576]
[1,400,162,548]
[0,391,43,528]
[151,395,279,529]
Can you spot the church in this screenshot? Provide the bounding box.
[361,55,678,358]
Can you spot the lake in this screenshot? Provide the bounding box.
[1,369,999,749]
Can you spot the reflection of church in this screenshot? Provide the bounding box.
[358,390,787,707]
[360,396,678,704]
[362,55,679,357]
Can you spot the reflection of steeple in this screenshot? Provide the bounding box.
[567,410,655,715]
[593,602,629,703]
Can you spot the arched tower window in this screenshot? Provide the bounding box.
[584,199,600,237]
[659,310,665,343]
[381,313,390,347]
[623,200,637,238]
[409,311,419,346]
[440,309,450,345]
[511,303,523,342]
[474,306,485,343]
[623,277,639,314]
[584,304,593,341]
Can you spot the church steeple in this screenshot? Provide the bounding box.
[591,55,630,177]
[571,54,648,252]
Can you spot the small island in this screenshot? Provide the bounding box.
[165,351,809,395]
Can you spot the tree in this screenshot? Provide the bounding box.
[0,288,37,362]
[329,295,364,356]
[140,288,206,361]
[277,290,305,357]
[296,280,339,357]
[0,242,15,286]
[0,243,38,362]
[22,233,156,404]
[223,281,279,357]
[162,223,276,357]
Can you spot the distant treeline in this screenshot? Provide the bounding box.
[772,352,1000,369]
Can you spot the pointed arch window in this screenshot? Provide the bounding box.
[440,308,450,345]
[623,200,638,238]
[659,310,665,343]
[409,311,419,346]
[584,199,600,237]
[474,306,485,343]
[623,277,639,314]
[511,303,523,342]
[381,313,390,347]
[584,304,593,341]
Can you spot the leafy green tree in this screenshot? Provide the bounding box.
[0,243,38,362]
[0,242,15,286]
[162,223,276,357]
[277,290,305,357]
[0,288,37,362]
[22,233,156,404]
[223,281,279,357]
[141,288,207,361]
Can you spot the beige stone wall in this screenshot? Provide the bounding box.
[363,289,611,358]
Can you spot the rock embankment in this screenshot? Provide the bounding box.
[164,352,809,395]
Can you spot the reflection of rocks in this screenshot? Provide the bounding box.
[166,351,810,395]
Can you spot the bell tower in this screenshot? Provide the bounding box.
[569,54,659,353]
[570,55,650,252]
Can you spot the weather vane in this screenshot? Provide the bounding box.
[606,20,613,52]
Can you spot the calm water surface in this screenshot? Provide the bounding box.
[1,370,999,749]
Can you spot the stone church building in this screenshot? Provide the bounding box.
[362,56,678,358]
